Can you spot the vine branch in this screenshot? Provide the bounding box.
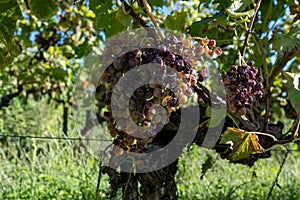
[269,47,300,82]
[0,82,23,108]
[241,0,262,57]
[141,0,165,39]
[120,0,148,27]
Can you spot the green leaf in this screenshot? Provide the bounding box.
[51,68,67,80]
[288,88,300,114]
[226,0,254,18]
[228,0,243,12]
[206,107,226,128]
[89,0,101,16]
[115,8,131,27]
[212,0,232,10]
[226,9,255,19]
[90,0,111,18]
[284,72,300,113]
[148,0,165,7]
[271,26,300,54]
[28,0,58,20]
[106,10,129,38]
[61,45,75,58]
[220,128,266,162]
[190,10,225,36]
[200,0,212,4]
[165,12,187,31]
[235,0,253,12]
[0,0,22,69]
[190,11,235,46]
[95,7,128,38]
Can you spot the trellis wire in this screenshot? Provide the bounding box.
[0,134,298,152]
[0,134,113,141]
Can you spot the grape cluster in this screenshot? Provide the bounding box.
[223,62,264,115]
[96,33,222,157]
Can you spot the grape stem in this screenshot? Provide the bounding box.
[193,83,226,108]
[142,0,165,39]
[241,0,262,57]
[238,51,248,66]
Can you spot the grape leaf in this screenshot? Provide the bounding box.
[220,128,265,162]
[199,0,211,4]
[95,7,128,38]
[89,0,110,16]
[206,107,226,128]
[235,0,253,12]
[165,12,187,31]
[28,0,58,20]
[51,68,68,80]
[191,10,225,33]
[0,0,22,69]
[284,72,300,113]
[190,11,235,46]
[271,26,300,55]
[115,7,131,27]
[226,9,255,19]
[228,0,243,12]
[212,0,232,10]
[288,88,300,114]
[225,0,254,18]
[148,0,164,7]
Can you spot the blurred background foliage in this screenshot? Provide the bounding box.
[0,0,299,199]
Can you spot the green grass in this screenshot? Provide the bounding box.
[1,98,300,199]
[177,145,300,200]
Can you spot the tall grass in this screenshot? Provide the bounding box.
[1,97,299,199]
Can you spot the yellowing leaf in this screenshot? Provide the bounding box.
[220,128,265,162]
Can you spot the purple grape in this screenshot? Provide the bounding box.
[223,63,264,114]
[166,53,176,63]
[96,35,223,154]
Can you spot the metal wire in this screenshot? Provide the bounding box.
[0,134,298,152]
[0,134,113,141]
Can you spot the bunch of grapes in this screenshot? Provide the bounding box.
[223,62,264,115]
[95,32,222,157]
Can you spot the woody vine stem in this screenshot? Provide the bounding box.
[142,0,165,39]
[241,0,262,57]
